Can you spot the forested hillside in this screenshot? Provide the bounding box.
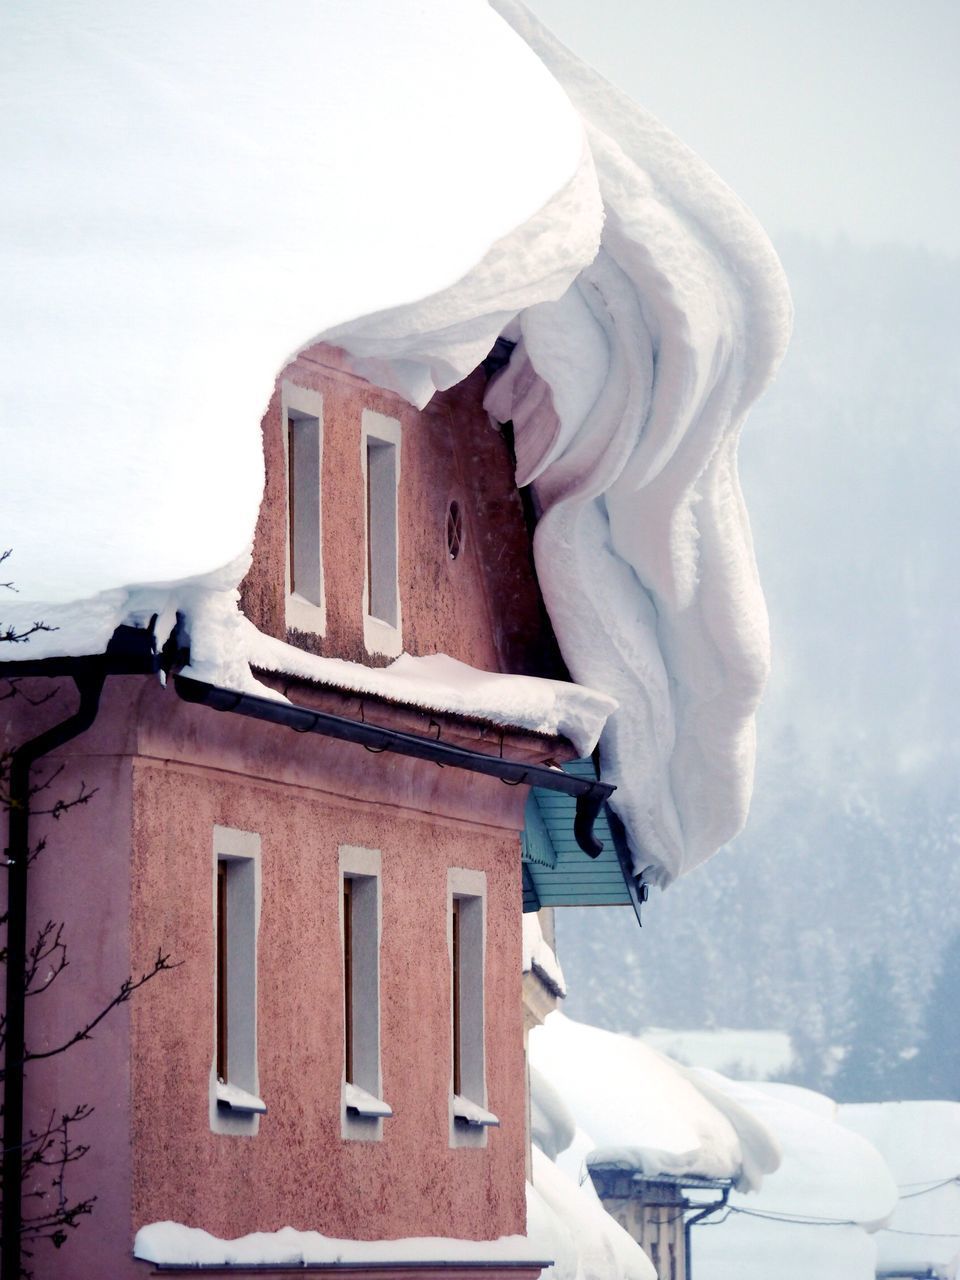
[557,237,960,1101]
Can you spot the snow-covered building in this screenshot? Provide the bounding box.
[530,1016,903,1280]
[530,1013,782,1279]
[1,2,790,1277]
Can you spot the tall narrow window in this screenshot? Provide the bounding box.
[452,897,462,1098]
[211,826,264,1135]
[282,382,325,634]
[361,410,402,657]
[448,869,498,1147]
[340,845,391,1140]
[343,877,354,1086]
[216,863,229,1083]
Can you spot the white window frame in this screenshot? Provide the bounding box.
[361,410,402,657]
[340,844,390,1141]
[283,381,326,636]
[210,825,264,1136]
[448,868,498,1148]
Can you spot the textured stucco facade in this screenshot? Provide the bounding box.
[6,352,567,1278]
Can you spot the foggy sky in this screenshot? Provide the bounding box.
[526,0,960,256]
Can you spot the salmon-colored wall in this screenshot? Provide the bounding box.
[4,675,534,1276]
[129,754,526,1243]
[241,346,561,678]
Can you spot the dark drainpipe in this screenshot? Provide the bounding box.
[1,624,158,1279]
[684,1185,730,1280]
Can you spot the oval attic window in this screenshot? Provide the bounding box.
[446,500,464,560]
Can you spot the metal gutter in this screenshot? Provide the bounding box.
[1,623,160,1280]
[150,1261,553,1274]
[173,675,615,857]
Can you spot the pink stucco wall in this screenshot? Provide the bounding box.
[6,670,543,1277]
[242,346,563,679]
[129,744,527,1241]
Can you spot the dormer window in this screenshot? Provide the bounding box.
[282,381,326,635]
[362,410,402,657]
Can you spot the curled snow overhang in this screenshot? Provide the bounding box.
[328,4,793,887]
[530,1014,782,1194]
[3,1,791,888]
[483,2,794,886]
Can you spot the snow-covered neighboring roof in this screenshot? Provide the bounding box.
[1,0,791,887]
[840,1101,960,1278]
[691,1076,899,1280]
[531,1016,902,1280]
[529,1013,781,1192]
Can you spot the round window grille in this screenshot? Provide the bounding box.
[446,500,464,560]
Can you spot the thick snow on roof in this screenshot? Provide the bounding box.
[1,0,592,604]
[691,1076,898,1280]
[529,1013,780,1191]
[841,1101,960,1277]
[2,0,790,886]
[244,623,615,757]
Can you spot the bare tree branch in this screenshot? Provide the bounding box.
[22,950,179,1064]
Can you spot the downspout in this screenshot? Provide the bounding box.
[2,672,106,1278]
[684,1185,730,1280]
[1,623,158,1279]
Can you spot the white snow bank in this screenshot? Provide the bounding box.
[691,1074,897,1280]
[531,1145,656,1280]
[136,1157,655,1280]
[483,2,792,886]
[529,1013,779,1190]
[523,913,567,995]
[841,1101,960,1277]
[134,1220,549,1269]
[641,1028,793,1081]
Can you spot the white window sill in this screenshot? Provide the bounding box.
[452,1095,499,1128]
[345,1082,393,1118]
[363,612,402,658]
[285,591,327,636]
[216,1080,267,1115]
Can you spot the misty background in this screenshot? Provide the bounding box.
[525,1,960,1099]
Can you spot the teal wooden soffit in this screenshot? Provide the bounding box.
[521,760,647,927]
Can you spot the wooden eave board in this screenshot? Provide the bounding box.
[521,761,632,908]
